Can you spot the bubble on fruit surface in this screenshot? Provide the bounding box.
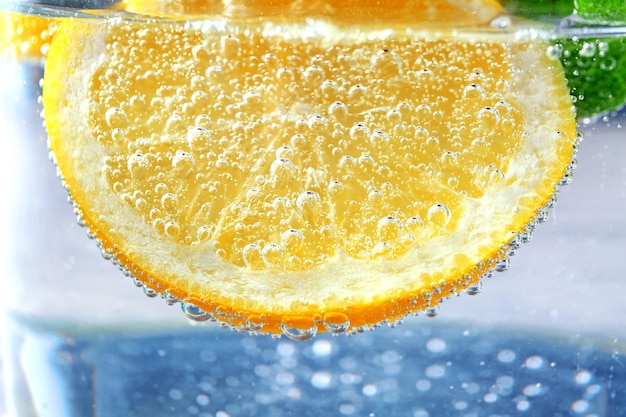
[329,101,349,121]
[181,302,212,322]
[303,65,325,86]
[246,314,265,332]
[275,145,294,160]
[105,107,129,128]
[546,44,563,60]
[164,221,180,239]
[478,106,500,129]
[463,83,486,101]
[296,191,321,218]
[127,151,149,179]
[172,150,194,175]
[281,229,304,254]
[242,244,263,269]
[465,282,482,295]
[367,127,389,145]
[327,180,344,197]
[270,158,295,187]
[427,204,450,228]
[371,49,402,77]
[495,256,510,272]
[323,312,350,336]
[371,242,392,259]
[280,318,318,342]
[220,34,240,58]
[161,193,178,211]
[377,216,402,241]
[425,306,440,317]
[262,243,282,268]
[349,123,370,142]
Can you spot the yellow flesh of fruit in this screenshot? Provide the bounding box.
[0,11,53,60]
[43,5,577,337]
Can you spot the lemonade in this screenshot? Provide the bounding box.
[1,1,626,416]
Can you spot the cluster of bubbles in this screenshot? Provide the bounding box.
[93,20,529,273]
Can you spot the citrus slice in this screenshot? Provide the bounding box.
[43,1,578,340]
[0,11,54,60]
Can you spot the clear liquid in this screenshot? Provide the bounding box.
[2,4,626,417]
[4,313,626,417]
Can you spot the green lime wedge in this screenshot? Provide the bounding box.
[502,0,626,119]
[574,0,626,23]
[556,37,626,119]
[501,0,574,19]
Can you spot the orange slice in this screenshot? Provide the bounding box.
[43,1,578,340]
[0,11,54,60]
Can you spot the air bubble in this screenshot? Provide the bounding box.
[280,318,318,342]
[377,216,402,241]
[172,150,194,175]
[574,370,592,385]
[348,84,366,102]
[270,158,295,188]
[490,14,513,28]
[600,56,617,71]
[105,107,129,128]
[281,229,304,254]
[296,191,321,218]
[370,129,390,145]
[405,217,424,236]
[127,151,149,179]
[143,286,158,298]
[441,151,458,166]
[426,337,447,353]
[164,221,180,239]
[187,127,212,149]
[163,291,179,305]
[425,306,440,317]
[275,145,294,160]
[246,314,265,332]
[368,190,384,208]
[307,114,329,132]
[328,180,345,197]
[242,244,263,269]
[303,65,325,86]
[495,256,510,272]
[463,84,486,101]
[536,208,549,223]
[465,282,483,295]
[262,243,282,268]
[329,101,349,121]
[371,49,402,77]
[478,107,500,129]
[220,35,240,58]
[416,104,432,119]
[182,302,212,322]
[524,355,544,370]
[350,123,370,142]
[546,44,563,60]
[161,193,178,211]
[579,42,597,58]
[371,242,392,259]
[323,312,351,335]
[427,204,450,228]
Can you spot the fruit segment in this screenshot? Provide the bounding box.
[43,3,577,339]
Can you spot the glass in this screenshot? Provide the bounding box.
[1,1,625,416]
